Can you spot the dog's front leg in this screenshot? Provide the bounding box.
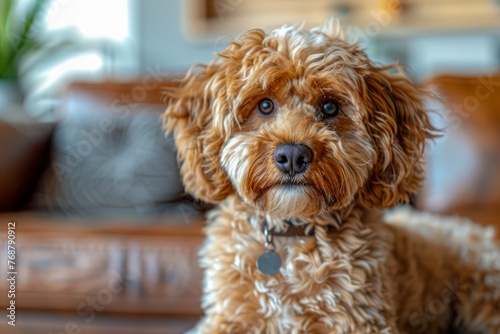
[195,261,278,334]
[194,316,240,334]
[194,313,268,334]
[195,220,276,334]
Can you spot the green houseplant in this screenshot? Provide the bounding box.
[0,0,47,108]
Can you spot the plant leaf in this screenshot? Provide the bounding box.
[0,0,13,75]
[1,0,49,78]
[15,0,48,53]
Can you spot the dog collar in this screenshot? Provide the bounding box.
[256,219,338,275]
[260,219,312,236]
[259,219,336,237]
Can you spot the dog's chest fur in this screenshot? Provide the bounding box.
[196,196,500,333]
[199,196,401,333]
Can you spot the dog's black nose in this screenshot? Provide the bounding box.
[274,144,313,175]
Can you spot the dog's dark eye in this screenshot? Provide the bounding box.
[321,100,340,117]
[257,98,275,116]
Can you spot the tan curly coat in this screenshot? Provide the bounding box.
[163,21,500,333]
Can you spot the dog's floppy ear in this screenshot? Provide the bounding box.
[162,64,234,203]
[163,30,267,203]
[359,66,438,208]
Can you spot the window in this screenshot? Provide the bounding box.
[21,0,138,119]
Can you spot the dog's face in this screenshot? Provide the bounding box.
[164,22,436,218]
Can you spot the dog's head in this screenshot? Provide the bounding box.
[163,22,437,218]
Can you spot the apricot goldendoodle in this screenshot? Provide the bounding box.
[163,21,500,333]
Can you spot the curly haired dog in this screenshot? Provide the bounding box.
[163,21,500,333]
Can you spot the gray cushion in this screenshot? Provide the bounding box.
[31,104,184,216]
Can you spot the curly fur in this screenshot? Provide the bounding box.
[163,21,500,333]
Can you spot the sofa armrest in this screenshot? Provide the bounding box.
[418,74,500,226]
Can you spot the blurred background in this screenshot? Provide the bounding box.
[0,1,499,333]
[1,0,499,119]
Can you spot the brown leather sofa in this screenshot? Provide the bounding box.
[417,74,500,231]
[0,74,498,334]
[0,82,205,334]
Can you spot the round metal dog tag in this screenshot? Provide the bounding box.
[257,252,282,275]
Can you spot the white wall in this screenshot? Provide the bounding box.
[138,0,217,74]
[407,34,499,81]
